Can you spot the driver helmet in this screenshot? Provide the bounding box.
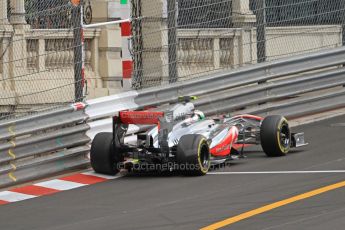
[194,110,205,120]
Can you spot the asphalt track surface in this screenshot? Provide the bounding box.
[1,115,345,230]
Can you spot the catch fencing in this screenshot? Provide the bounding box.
[1,0,344,118]
[0,0,84,120]
[129,0,345,88]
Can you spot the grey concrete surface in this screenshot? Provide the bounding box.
[0,115,344,230]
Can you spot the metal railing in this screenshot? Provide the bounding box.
[0,103,89,189]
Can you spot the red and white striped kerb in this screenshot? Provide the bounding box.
[0,171,119,205]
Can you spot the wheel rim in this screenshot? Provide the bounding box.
[199,144,210,170]
[279,122,290,149]
[111,141,121,173]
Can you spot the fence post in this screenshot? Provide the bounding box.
[340,1,345,87]
[167,0,177,83]
[131,0,143,88]
[256,0,266,63]
[0,0,8,24]
[341,0,345,47]
[72,0,84,102]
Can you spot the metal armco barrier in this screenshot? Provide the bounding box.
[86,46,345,120]
[0,103,90,189]
[86,91,139,120]
[237,88,345,118]
[197,68,345,116]
[133,46,345,107]
[1,47,345,188]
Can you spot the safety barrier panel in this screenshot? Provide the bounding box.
[0,104,90,189]
[1,47,345,188]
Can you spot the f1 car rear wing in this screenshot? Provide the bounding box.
[117,100,195,126]
[113,111,171,154]
[113,101,195,152]
[118,111,164,125]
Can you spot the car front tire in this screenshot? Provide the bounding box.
[260,115,291,157]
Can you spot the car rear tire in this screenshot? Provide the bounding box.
[260,115,291,157]
[90,132,121,175]
[176,134,211,176]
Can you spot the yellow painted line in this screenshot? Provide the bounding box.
[201,180,345,230]
[8,172,17,182]
[8,149,16,159]
[10,163,17,171]
[8,125,16,136]
[10,141,16,148]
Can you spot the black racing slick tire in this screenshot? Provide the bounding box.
[176,134,211,176]
[260,115,291,157]
[90,132,120,175]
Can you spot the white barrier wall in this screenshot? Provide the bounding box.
[176,26,342,79]
[265,26,342,60]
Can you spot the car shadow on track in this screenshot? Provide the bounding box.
[243,149,305,159]
[121,170,181,178]
[288,149,305,154]
[119,161,246,178]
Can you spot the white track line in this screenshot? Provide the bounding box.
[209,170,345,175]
